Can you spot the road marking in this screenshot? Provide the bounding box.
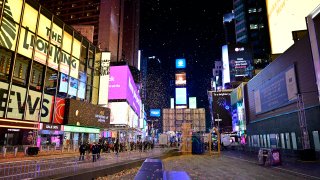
[224,155,320,180]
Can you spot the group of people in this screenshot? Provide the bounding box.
[79,139,155,162]
[79,142,102,162]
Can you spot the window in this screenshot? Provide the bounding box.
[85,85,92,102]
[0,49,12,82]
[44,68,58,96]
[12,55,30,86]
[250,24,258,29]
[30,62,44,91]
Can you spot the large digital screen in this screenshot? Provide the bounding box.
[150,109,161,117]
[77,72,86,99]
[175,88,187,105]
[212,91,232,128]
[189,97,197,109]
[175,73,186,86]
[108,102,129,125]
[65,99,110,128]
[59,73,68,93]
[267,0,319,54]
[109,66,141,117]
[176,58,186,69]
[222,45,230,88]
[228,44,253,80]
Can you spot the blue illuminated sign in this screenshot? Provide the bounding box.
[150,109,161,117]
[176,59,186,69]
[175,88,187,104]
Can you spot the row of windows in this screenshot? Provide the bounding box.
[248,131,320,151]
[0,47,98,99]
[250,24,264,30]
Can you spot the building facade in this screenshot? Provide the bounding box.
[0,0,109,147]
[39,0,140,69]
[233,0,271,72]
[246,35,320,154]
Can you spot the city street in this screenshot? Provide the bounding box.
[0,148,168,180]
[97,151,320,180]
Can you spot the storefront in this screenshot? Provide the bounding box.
[64,99,110,146]
[63,125,100,147]
[0,119,38,146]
[38,123,63,147]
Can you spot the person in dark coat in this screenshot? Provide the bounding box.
[79,143,86,161]
[91,143,97,162]
[114,139,119,155]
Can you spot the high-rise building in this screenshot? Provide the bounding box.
[233,0,271,71]
[39,0,140,69]
[223,12,236,45]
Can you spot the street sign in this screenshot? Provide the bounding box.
[215,119,222,122]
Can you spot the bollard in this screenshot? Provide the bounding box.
[68,146,70,152]
[14,146,18,157]
[2,146,6,158]
[24,146,28,156]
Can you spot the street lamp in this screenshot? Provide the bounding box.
[214,113,222,131]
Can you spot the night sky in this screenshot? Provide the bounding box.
[140,0,233,110]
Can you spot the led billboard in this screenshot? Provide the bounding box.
[108,65,141,117]
[176,58,186,69]
[222,45,230,88]
[65,99,110,128]
[267,0,319,54]
[108,102,129,125]
[175,73,186,86]
[228,44,253,80]
[150,109,161,117]
[189,97,197,109]
[175,88,187,105]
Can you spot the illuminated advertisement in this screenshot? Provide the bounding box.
[212,91,232,129]
[0,81,65,123]
[175,73,186,86]
[267,0,319,54]
[176,58,186,69]
[228,44,253,80]
[78,72,86,99]
[0,0,81,78]
[98,52,111,106]
[175,88,187,105]
[65,99,110,128]
[59,73,68,93]
[189,97,197,109]
[170,98,174,109]
[53,97,65,124]
[108,102,130,125]
[68,77,78,97]
[254,65,297,114]
[0,0,22,51]
[222,45,230,88]
[109,66,141,117]
[150,109,161,117]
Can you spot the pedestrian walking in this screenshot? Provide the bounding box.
[92,143,97,162]
[79,143,86,161]
[115,139,119,155]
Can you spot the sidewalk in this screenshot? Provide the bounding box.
[222,149,320,179]
[0,150,80,163]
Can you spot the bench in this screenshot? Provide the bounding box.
[135,158,190,180]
